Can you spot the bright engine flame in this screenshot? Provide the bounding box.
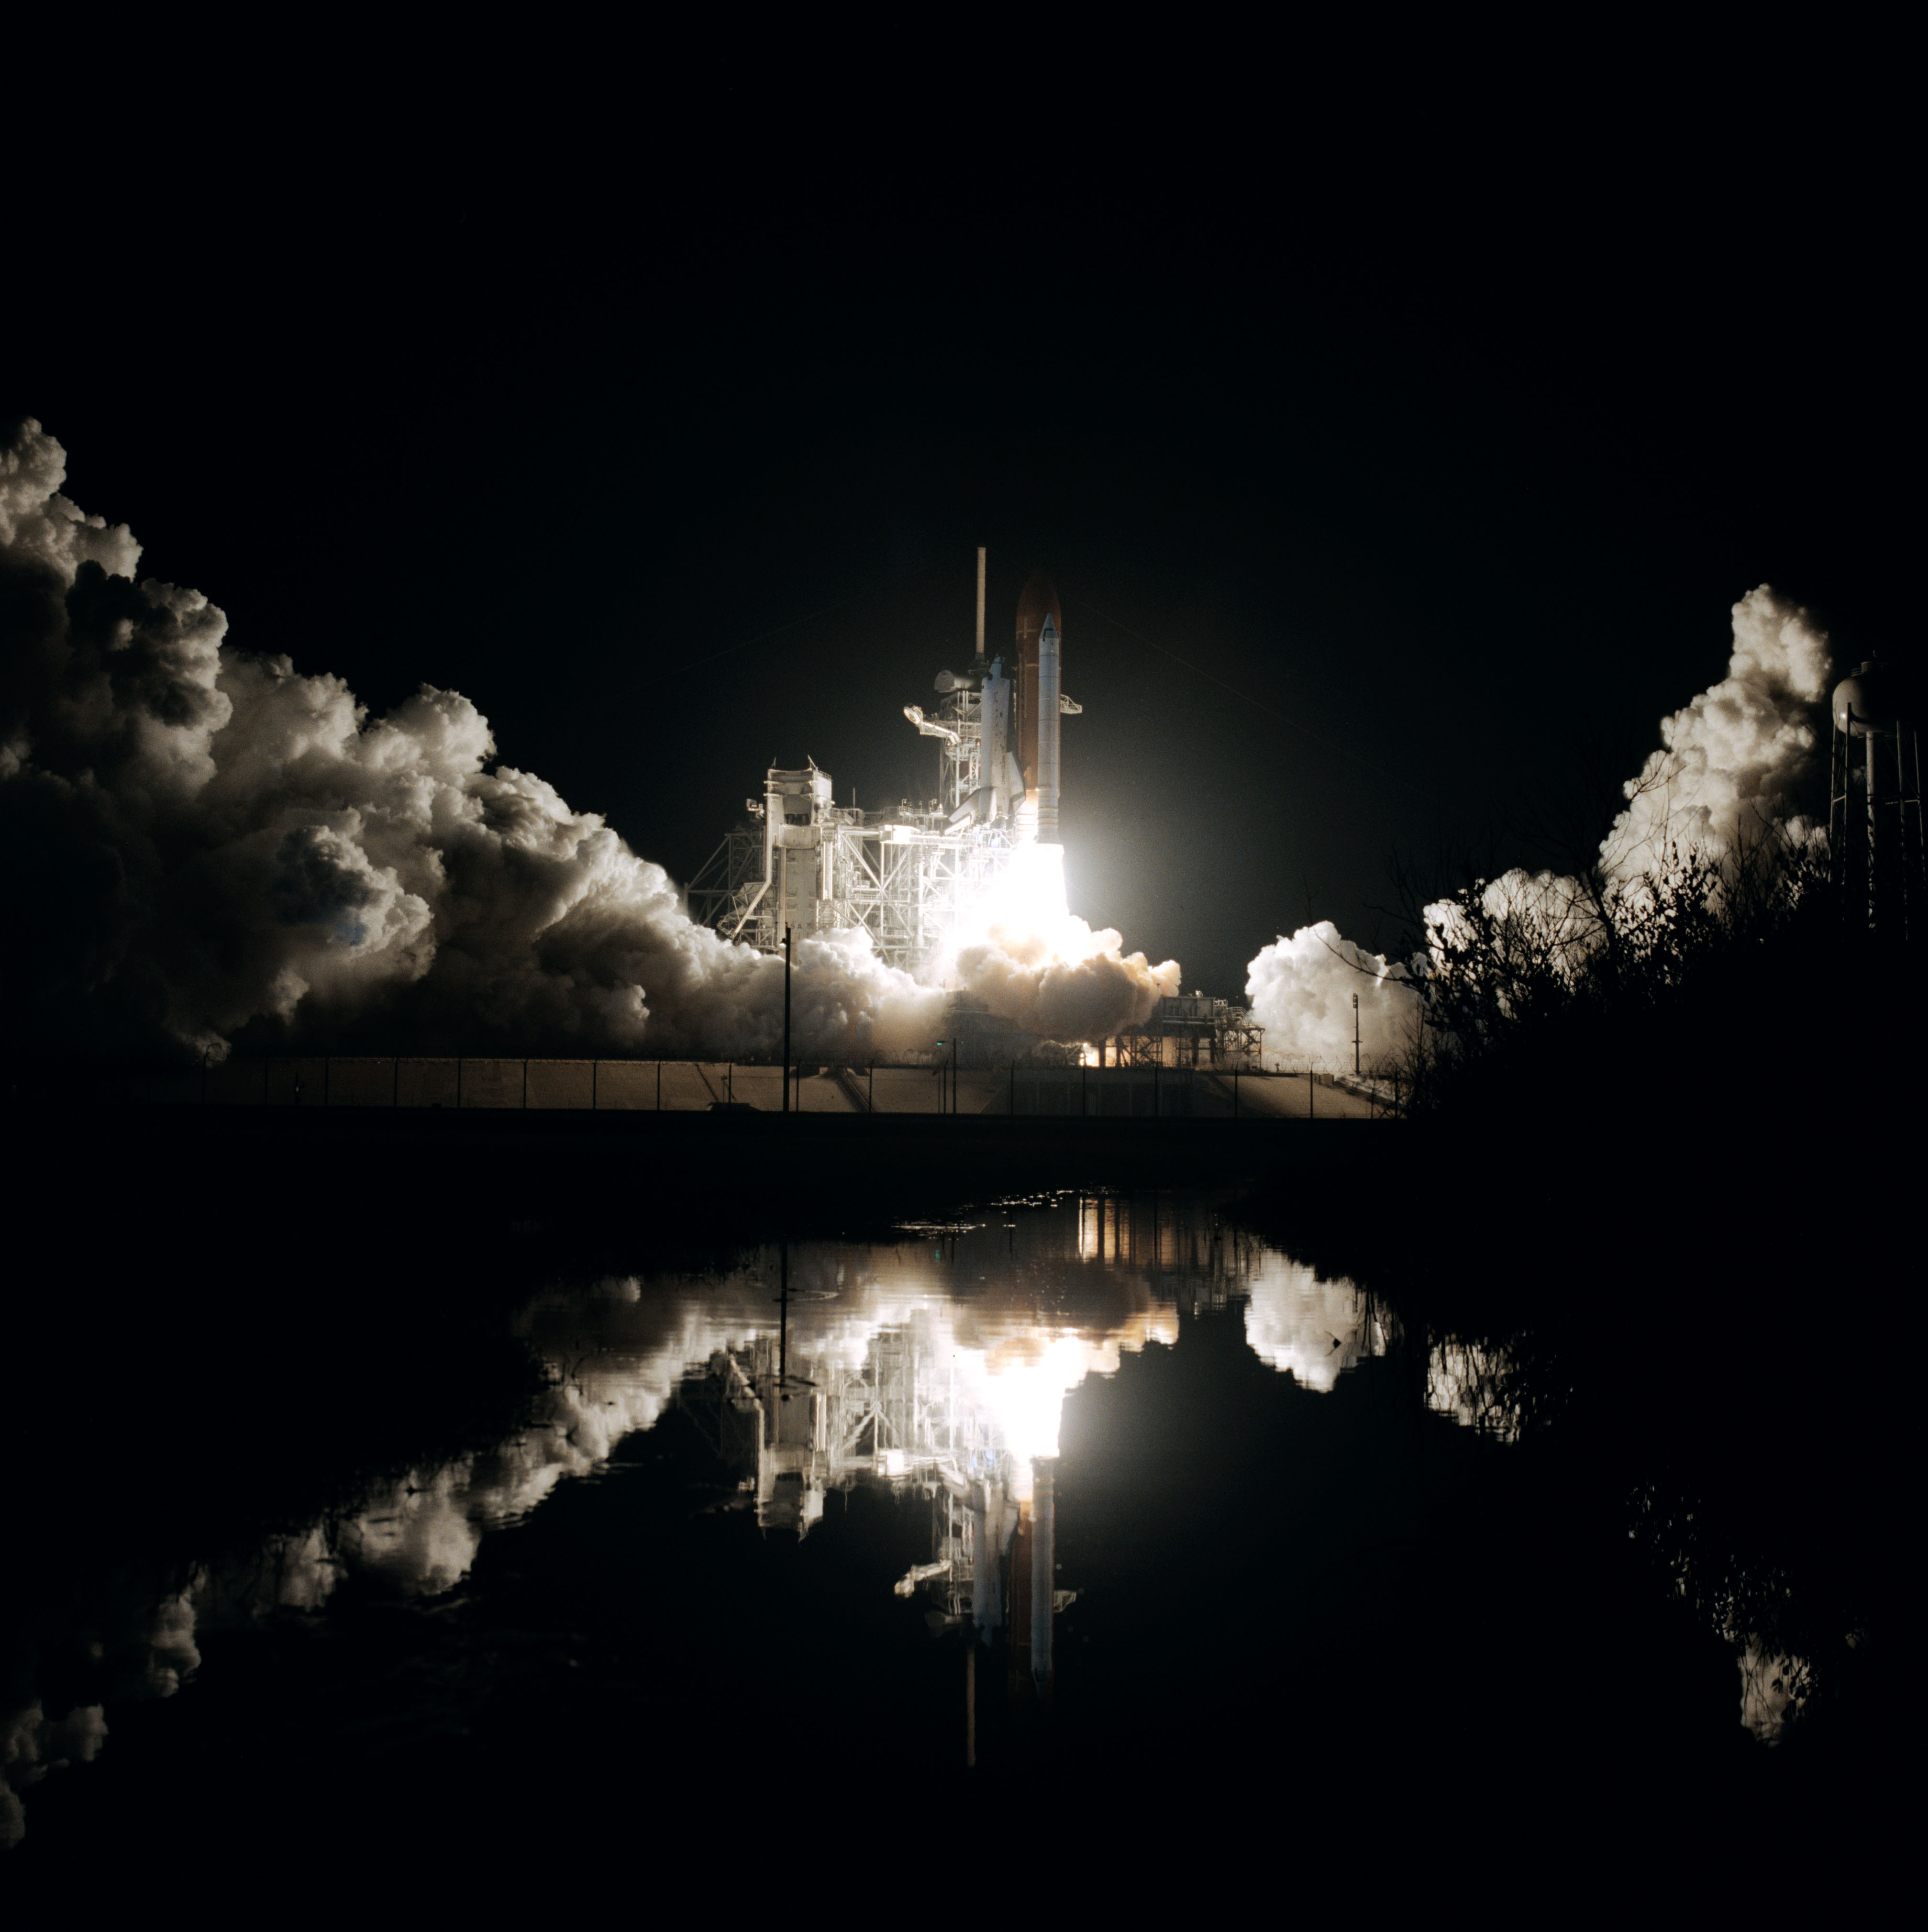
[937,841,1182,1042]
[964,843,1073,958]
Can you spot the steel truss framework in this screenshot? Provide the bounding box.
[674,1309,993,1614]
[686,786,1015,980]
[687,661,1013,978]
[668,1199,1367,1617]
[1829,706,1927,939]
[1099,995,1264,1070]
[682,685,1264,1058]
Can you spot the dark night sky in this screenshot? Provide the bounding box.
[10,53,1912,1000]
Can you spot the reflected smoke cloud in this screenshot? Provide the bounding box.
[1241,1255,1386,1391]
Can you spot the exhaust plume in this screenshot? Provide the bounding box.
[1600,584,1832,880]
[945,843,1180,1042]
[1242,922,1418,1072]
[1244,588,1834,1064]
[0,422,1174,1061]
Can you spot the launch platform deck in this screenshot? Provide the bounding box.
[79,1058,1384,1120]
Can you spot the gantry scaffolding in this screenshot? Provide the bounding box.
[672,1307,992,1575]
[1096,994,1264,1070]
[684,629,1042,979]
[684,764,1015,978]
[666,1194,1363,1639]
[679,618,1262,1064]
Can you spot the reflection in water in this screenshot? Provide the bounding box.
[1426,1337,1529,1441]
[0,1590,199,1850]
[1,1707,106,1851]
[1738,1641,1816,1742]
[1627,1482,1822,1744]
[1244,1255,1390,1388]
[11,1193,1389,1842]
[2,1189,1840,1849]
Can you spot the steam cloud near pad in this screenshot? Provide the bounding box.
[1245,587,1836,1065]
[0,422,1177,1061]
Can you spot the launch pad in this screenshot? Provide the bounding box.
[684,552,1264,1069]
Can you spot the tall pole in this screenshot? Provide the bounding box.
[1353,992,1361,1076]
[975,546,986,664]
[782,924,792,1114]
[966,1642,976,1768]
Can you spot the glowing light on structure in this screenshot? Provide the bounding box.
[949,841,1072,962]
[935,841,1180,1042]
[953,1314,1176,1498]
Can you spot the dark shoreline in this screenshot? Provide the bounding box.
[46,1101,1383,1246]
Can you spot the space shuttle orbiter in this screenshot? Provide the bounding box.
[915,556,1079,837]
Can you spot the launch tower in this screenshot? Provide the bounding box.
[684,550,1079,978]
[1828,659,1926,939]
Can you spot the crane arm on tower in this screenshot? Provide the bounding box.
[903,704,961,745]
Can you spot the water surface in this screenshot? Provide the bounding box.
[1,1189,1880,1891]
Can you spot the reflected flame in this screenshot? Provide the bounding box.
[963,1312,1177,1496]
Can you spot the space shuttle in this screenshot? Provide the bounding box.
[909,554,1080,840]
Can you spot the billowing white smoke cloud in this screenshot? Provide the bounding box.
[1245,588,1834,1064]
[1601,586,1832,880]
[952,922,1181,1044]
[948,845,1180,1041]
[1242,922,1418,1073]
[0,422,1169,1059]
